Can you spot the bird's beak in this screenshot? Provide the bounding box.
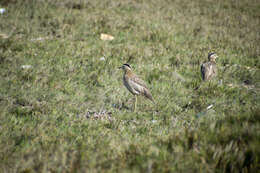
[118,66,122,69]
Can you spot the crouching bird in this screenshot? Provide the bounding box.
[119,64,154,112]
[201,52,218,81]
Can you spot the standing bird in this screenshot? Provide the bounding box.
[119,64,154,112]
[201,53,218,81]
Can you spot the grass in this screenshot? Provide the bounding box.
[0,0,259,172]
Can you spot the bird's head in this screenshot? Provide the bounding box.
[119,63,132,71]
[208,52,218,62]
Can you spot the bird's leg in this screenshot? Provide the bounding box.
[134,95,137,112]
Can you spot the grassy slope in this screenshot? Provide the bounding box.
[0,0,259,172]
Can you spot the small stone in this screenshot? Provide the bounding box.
[100,57,105,61]
[0,8,6,14]
[21,65,32,69]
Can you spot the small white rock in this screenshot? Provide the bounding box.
[21,65,32,69]
[0,8,6,14]
[206,104,213,110]
[100,57,105,61]
[151,120,157,123]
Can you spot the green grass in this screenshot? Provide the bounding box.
[0,0,259,172]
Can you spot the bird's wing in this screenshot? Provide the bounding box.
[201,63,206,80]
[130,74,148,89]
[129,74,154,102]
[201,62,214,81]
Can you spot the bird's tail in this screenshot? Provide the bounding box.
[149,95,156,104]
[144,89,155,104]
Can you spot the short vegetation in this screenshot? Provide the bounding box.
[0,0,259,172]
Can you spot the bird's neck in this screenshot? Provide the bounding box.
[124,69,132,75]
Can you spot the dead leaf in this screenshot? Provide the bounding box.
[227,83,235,88]
[100,33,114,41]
[0,33,9,39]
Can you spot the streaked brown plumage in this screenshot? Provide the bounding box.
[119,64,154,111]
[201,53,218,81]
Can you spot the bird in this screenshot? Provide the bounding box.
[201,52,218,81]
[119,64,154,112]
